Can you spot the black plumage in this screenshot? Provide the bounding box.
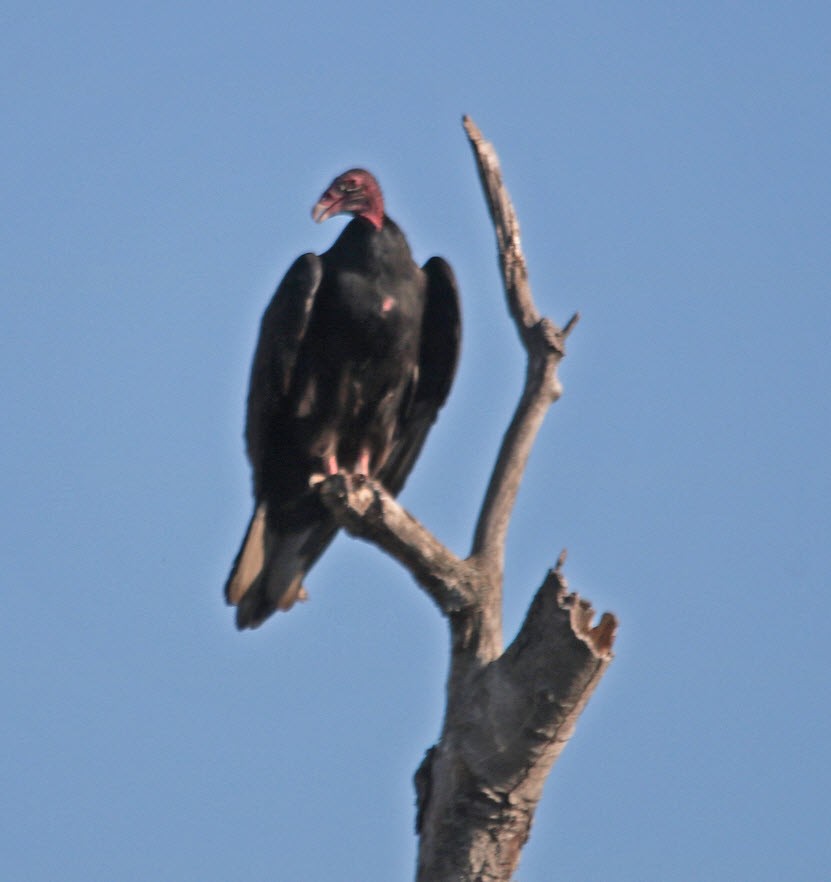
[225,169,460,629]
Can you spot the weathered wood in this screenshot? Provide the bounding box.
[318,117,617,882]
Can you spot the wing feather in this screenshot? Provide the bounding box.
[381,256,461,495]
[245,253,322,483]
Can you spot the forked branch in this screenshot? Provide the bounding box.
[463,115,579,587]
[319,116,616,882]
[318,473,478,614]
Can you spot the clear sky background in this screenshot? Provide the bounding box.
[2,2,829,880]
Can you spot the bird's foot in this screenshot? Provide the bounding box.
[310,453,341,487]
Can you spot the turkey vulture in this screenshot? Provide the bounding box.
[225,169,461,629]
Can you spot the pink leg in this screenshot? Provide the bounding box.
[355,449,371,476]
[325,454,339,476]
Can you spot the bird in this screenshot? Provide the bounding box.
[225,168,461,629]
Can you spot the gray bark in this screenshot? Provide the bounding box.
[319,116,617,882]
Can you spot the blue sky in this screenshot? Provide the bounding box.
[2,2,829,880]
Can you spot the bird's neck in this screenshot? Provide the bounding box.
[326,216,412,272]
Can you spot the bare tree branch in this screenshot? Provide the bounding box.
[316,116,617,882]
[462,115,579,588]
[461,116,538,335]
[318,473,478,614]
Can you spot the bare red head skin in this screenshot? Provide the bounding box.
[311,169,385,231]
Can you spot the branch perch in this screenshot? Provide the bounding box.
[318,116,617,882]
[318,473,478,614]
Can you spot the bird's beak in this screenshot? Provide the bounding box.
[311,187,343,224]
[312,183,369,224]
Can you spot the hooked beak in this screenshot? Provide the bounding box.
[311,188,343,224]
[311,185,369,224]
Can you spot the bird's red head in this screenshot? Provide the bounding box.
[311,169,385,231]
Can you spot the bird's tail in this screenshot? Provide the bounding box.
[224,504,335,629]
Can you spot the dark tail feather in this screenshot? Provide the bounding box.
[224,504,337,630]
[225,505,267,606]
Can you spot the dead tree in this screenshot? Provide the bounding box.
[319,116,617,882]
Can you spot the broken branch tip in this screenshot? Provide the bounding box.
[562,311,580,338]
[591,612,618,655]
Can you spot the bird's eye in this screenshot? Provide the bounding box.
[339,180,360,193]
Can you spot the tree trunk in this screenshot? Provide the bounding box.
[319,116,616,882]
